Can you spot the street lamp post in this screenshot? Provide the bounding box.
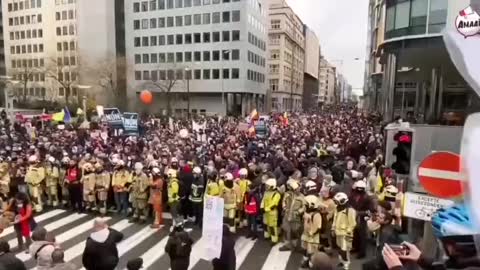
[75,85,91,120]
[0,76,20,121]
[185,67,191,119]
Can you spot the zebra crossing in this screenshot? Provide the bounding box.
[0,209,305,270]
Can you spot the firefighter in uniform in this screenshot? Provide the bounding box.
[150,167,164,228]
[0,158,10,209]
[261,178,281,244]
[222,173,239,233]
[94,162,110,216]
[112,160,132,216]
[45,156,60,207]
[60,157,70,207]
[332,192,357,270]
[280,178,305,252]
[82,163,97,211]
[205,170,220,197]
[25,155,46,212]
[301,195,324,268]
[167,169,180,225]
[130,162,150,224]
[236,168,251,228]
[189,166,204,227]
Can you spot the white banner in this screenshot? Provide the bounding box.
[403,192,454,221]
[202,196,224,260]
[192,120,206,132]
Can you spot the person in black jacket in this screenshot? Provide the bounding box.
[82,218,123,270]
[165,222,193,270]
[212,224,236,270]
[0,239,27,270]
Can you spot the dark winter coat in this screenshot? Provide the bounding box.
[165,230,193,270]
[212,225,236,270]
[0,252,27,270]
[82,228,123,270]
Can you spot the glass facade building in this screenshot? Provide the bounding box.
[385,0,448,39]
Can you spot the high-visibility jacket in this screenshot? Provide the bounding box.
[45,166,59,187]
[189,182,204,203]
[112,170,132,192]
[206,180,220,196]
[167,178,179,203]
[25,165,45,186]
[332,207,357,237]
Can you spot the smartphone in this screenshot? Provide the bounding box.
[390,244,409,256]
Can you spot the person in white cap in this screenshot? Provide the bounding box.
[25,155,45,212]
[45,156,60,207]
[130,162,150,224]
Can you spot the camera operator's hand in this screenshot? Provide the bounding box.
[382,244,403,269]
[398,242,422,262]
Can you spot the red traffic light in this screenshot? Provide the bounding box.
[398,134,411,143]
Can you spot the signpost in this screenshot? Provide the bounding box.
[403,192,455,221]
[417,151,466,199]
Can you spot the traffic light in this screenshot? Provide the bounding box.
[391,130,413,174]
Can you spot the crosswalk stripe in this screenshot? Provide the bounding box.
[261,244,292,270]
[235,237,257,270]
[79,224,159,270]
[129,230,169,269]
[10,213,86,252]
[63,219,133,262]
[0,209,65,237]
[187,237,207,270]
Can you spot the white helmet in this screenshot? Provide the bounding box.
[116,160,125,167]
[168,169,177,178]
[134,162,144,171]
[239,168,248,176]
[352,180,367,191]
[225,172,234,181]
[171,157,178,163]
[193,166,202,174]
[47,156,55,163]
[265,178,277,189]
[305,180,317,192]
[61,156,70,164]
[287,178,300,191]
[333,192,349,205]
[384,185,399,198]
[305,195,320,209]
[152,167,161,175]
[28,155,38,163]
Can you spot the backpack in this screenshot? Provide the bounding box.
[244,194,258,215]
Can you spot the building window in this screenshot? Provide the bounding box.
[194,14,202,25]
[271,19,280,29]
[232,10,240,22]
[167,34,174,44]
[232,30,240,41]
[222,31,230,42]
[222,69,229,79]
[143,70,150,80]
[194,51,201,61]
[151,36,158,45]
[151,70,158,81]
[213,32,220,42]
[185,52,192,62]
[175,0,183,8]
[428,0,447,33]
[185,15,192,25]
[232,49,240,60]
[143,54,150,63]
[176,16,183,26]
[176,34,183,44]
[151,53,158,63]
[193,0,201,6]
[269,64,279,74]
[185,33,192,44]
[203,13,210,24]
[203,32,210,43]
[212,69,220,79]
[159,53,166,63]
[270,79,278,91]
[159,0,166,9]
[142,36,149,46]
[212,50,220,61]
[410,0,428,34]
[159,70,166,80]
[194,69,201,79]
[159,18,165,27]
[167,53,174,63]
[166,17,174,27]
[134,37,141,47]
[222,11,230,23]
[176,52,183,62]
[135,54,141,64]
[159,35,165,45]
[203,51,210,61]
[135,71,141,80]
[185,0,192,7]
[232,68,239,79]
[203,69,210,79]
[212,12,220,23]
[194,33,201,43]
[134,20,140,30]
[150,0,157,10]
[150,18,157,28]
[141,1,148,11]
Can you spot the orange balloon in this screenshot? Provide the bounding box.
[140,90,153,105]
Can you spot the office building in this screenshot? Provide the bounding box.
[125,0,268,116]
[266,0,304,112]
[318,57,336,104]
[302,25,320,111]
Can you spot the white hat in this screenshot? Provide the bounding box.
[28,155,38,163]
[134,162,144,171]
[352,180,367,190]
[225,172,234,181]
[47,156,55,163]
[239,168,248,176]
[193,166,201,174]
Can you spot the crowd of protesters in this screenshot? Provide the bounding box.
[0,103,429,270]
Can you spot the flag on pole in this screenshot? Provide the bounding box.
[283,112,289,126]
[64,107,72,123]
[52,110,65,122]
[249,109,259,122]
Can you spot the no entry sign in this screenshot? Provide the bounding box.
[417,151,466,199]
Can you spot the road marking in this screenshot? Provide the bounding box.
[261,244,292,270]
[0,209,65,237]
[235,237,257,270]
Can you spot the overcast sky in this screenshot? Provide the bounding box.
[286,0,369,93]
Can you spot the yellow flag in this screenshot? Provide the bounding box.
[52,109,65,122]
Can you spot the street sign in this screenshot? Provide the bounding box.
[403,192,455,221]
[417,151,466,199]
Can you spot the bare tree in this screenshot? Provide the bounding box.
[97,57,127,107]
[11,66,40,102]
[146,67,179,116]
[46,58,77,106]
